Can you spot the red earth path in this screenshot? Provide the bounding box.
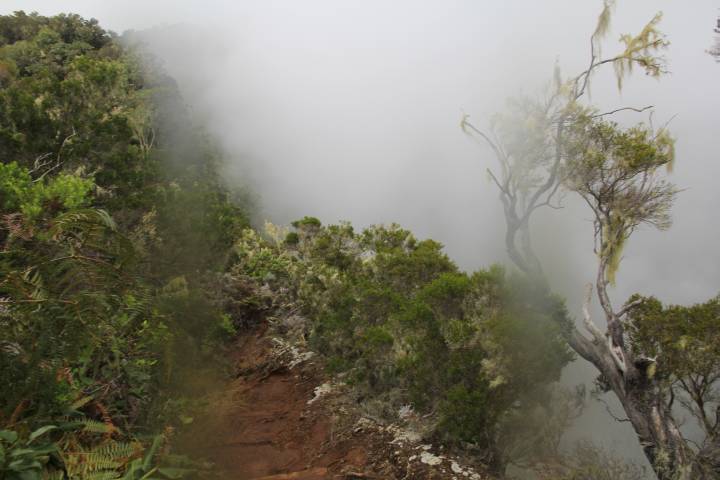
[180,327,380,480]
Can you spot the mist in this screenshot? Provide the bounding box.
[6,0,720,470]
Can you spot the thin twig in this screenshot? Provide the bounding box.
[591,105,654,118]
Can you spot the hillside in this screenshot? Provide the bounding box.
[3,8,719,480]
[0,11,565,479]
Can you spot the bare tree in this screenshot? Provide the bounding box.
[463,2,718,478]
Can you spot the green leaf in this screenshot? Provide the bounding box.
[121,458,142,480]
[27,445,56,456]
[81,419,114,434]
[0,430,18,443]
[10,448,38,458]
[138,467,158,480]
[28,425,57,443]
[8,457,41,471]
[17,469,42,480]
[141,436,164,471]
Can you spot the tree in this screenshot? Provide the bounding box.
[623,294,720,477]
[463,2,719,478]
[708,14,720,61]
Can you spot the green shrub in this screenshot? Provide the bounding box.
[291,216,321,229]
[232,219,575,467]
[0,12,252,475]
[284,231,299,245]
[0,162,93,218]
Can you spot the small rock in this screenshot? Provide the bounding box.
[419,451,443,466]
[307,382,334,404]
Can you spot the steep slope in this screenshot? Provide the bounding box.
[179,324,491,480]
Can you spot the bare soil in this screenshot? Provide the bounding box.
[179,325,491,480]
[178,326,379,479]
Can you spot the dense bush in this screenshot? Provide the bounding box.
[232,220,575,470]
[1,11,251,478]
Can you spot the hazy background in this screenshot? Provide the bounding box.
[4,0,719,470]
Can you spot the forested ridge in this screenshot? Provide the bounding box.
[1,7,719,480]
[1,11,250,479]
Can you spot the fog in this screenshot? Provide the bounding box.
[5,0,720,471]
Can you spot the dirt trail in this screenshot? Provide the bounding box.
[180,326,491,480]
[182,327,374,480]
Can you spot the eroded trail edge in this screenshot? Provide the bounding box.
[179,325,489,480]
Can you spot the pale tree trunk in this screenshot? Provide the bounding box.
[518,247,701,479]
[591,345,694,479]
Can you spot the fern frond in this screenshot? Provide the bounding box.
[90,441,139,460]
[84,471,121,480]
[64,441,140,478]
[70,396,94,410]
[80,419,115,435]
[68,453,121,473]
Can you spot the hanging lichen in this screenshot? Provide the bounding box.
[605,235,625,286]
[601,214,627,287]
[593,0,615,46]
[614,12,669,91]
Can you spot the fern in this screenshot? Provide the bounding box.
[90,441,138,460]
[80,419,116,435]
[63,440,142,479]
[85,472,123,480]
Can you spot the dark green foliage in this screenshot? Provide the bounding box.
[233,220,574,467]
[438,384,494,447]
[284,231,299,245]
[152,180,249,275]
[0,15,148,208]
[0,11,251,478]
[625,295,720,378]
[624,295,720,437]
[291,216,321,229]
[0,12,109,48]
[0,425,61,479]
